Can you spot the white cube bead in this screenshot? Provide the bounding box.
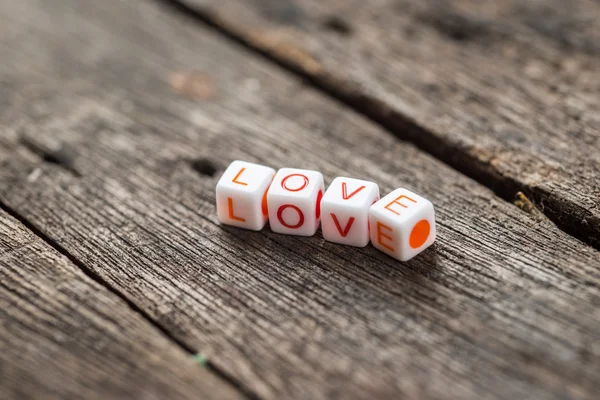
[267,168,325,236]
[216,160,276,231]
[320,177,379,247]
[369,188,436,261]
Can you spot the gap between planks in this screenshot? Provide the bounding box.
[0,198,262,400]
[156,0,599,251]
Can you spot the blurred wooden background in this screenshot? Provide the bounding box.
[1,0,599,399]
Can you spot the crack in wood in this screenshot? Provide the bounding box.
[321,15,353,36]
[190,158,220,177]
[19,136,82,177]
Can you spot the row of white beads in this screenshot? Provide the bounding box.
[216,161,436,261]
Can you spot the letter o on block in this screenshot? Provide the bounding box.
[267,168,325,236]
[369,188,436,261]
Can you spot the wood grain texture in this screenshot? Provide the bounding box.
[1,0,600,399]
[177,0,600,247]
[0,209,243,400]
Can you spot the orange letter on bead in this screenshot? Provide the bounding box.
[330,214,355,237]
[228,197,246,222]
[384,195,417,216]
[341,182,365,200]
[376,221,394,251]
[232,168,248,186]
[261,188,269,216]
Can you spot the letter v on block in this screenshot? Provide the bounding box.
[330,214,355,237]
[321,177,380,247]
[342,182,365,200]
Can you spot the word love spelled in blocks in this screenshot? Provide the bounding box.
[216,161,436,261]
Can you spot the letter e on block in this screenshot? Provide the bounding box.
[369,188,436,261]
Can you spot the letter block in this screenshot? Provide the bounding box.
[216,160,275,230]
[369,188,436,261]
[320,177,379,247]
[267,168,324,236]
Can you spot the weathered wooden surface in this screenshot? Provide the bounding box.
[1,0,600,399]
[0,209,242,399]
[179,0,600,247]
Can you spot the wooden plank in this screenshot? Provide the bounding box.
[0,209,243,400]
[176,0,600,248]
[1,0,600,399]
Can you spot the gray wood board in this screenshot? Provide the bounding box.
[1,0,599,399]
[0,209,243,400]
[178,0,600,247]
